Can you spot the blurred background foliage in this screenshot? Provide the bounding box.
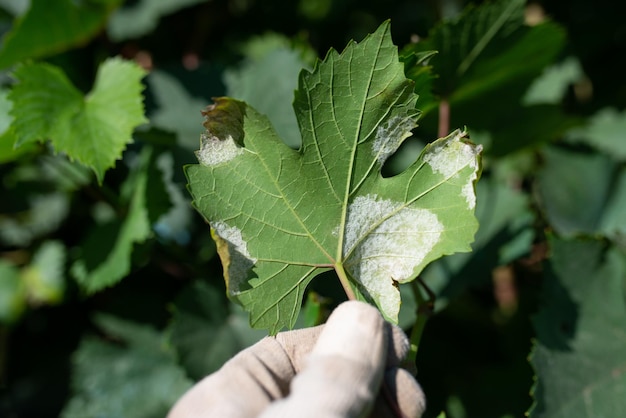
[1,0,626,417]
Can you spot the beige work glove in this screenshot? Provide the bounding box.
[168,301,426,418]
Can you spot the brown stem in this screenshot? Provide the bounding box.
[438,99,450,138]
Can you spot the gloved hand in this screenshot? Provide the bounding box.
[167,301,426,418]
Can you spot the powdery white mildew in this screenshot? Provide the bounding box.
[212,221,256,294]
[371,116,417,165]
[343,194,444,319]
[423,131,482,209]
[195,133,244,166]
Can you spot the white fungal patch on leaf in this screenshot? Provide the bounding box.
[212,221,256,294]
[195,133,244,166]
[372,115,417,165]
[342,194,444,319]
[423,130,482,209]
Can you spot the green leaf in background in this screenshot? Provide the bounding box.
[224,34,313,148]
[598,167,626,248]
[147,70,207,150]
[400,50,438,116]
[186,21,482,332]
[0,88,35,163]
[404,0,571,156]
[529,236,626,418]
[152,151,193,245]
[70,148,153,293]
[107,0,206,41]
[168,281,266,380]
[0,0,122,68]
[0,260,25,323]
[419,175,533,308]
[0,192,70,247]
[62,314,192,418]
[523,56,585,105]
[405,0,533,98]
[21,240,65,305]
[566,107,626,161]
[9,57,147,183]
[536,146,615,237]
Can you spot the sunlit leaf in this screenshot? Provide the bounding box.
[9,58,147,183]
[186,21,482,332]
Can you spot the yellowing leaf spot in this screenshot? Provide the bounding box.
[211,221,256,294]
[196,133,244,166]
[343,194,444,319]
[423,130,482,209]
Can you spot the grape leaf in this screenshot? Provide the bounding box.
[0,260,25,323]
[167,281,266,380]
[0,0,122,68]
[62,314,192,418]
[186,21,482,333]
[224,36,313,148]
[566,107,626,161]
[70,147,152,293]
[21,240,66,305]
[147,70,207,150]
[537,146,619,238]
[9,57,147,183]
[107,0,206,41]
[529,237,626,418]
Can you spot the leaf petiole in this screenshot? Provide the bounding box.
[407,277,435,370]
[334,263,357,301]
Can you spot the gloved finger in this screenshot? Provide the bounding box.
[370,367,426,418]
[258,301,388,418]
[385,322,413,370]
[167,336,297,418]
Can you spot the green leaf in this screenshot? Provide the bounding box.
[0,260,26,323]
[21,240,65,305]
[0,191,70,247]
[107,0,206,41]
[565,107,626,161]
[529,237,626,418]
[147,70,207,150]
[406,0,562,99]
[420,175,534,306]
[186,21,482,332]
[9,57,147,183]
[62,314,192,418]
[523,56,584,105]
[400,50,438,116]
[0,0,122,68]
[70,147,152,293]
[168,281,266,380]
[0,87,36,163]
[152,151,193,245]
[598,167,626,247]
[536,147,615,237]
[224,35,313,148]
